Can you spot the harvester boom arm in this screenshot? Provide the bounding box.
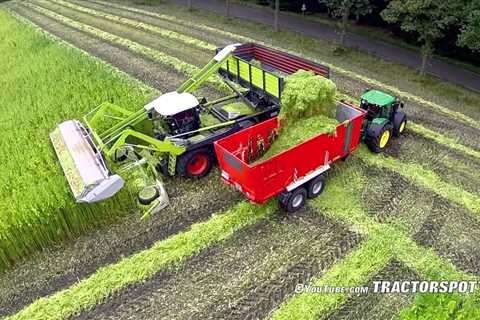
[177,44,240,93]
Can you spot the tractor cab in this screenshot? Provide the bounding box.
[360,89,407,153]
[145,91,202,138]
[360,89,401,121]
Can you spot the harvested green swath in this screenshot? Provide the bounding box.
[280,70,337,120]
[257,115,338,161]
[256,71,337,161]
[7,201,276,320]
[45,0,216,51]
[0,10,155,269]
[25,3,230,92]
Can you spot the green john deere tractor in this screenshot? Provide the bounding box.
[360,89,407,153]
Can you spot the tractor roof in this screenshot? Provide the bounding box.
[361,90,396,107]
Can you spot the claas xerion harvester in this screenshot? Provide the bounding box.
[50,43,406,215]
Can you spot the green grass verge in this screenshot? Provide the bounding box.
[7,201,275,320]
[356,146,480,216]
[0,8,156,269]
[48,0,216,51]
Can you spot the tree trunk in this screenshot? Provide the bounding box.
[226,0,230,19]
[339,7,350,46]
[274,0,280,32]
[419,41,433,76]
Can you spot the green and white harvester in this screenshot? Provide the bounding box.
[50,43,285,215]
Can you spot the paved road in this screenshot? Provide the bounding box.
[173,0,480,92]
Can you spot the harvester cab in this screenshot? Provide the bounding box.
[145,91,202,139]
[360,89,407,153]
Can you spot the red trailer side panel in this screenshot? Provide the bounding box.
[214,102,366,204]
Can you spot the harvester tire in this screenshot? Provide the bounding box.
[138,186,159,205]
[393,112,407,137]
[280,187,307,213]
[307,175,325,199]
[366,123,393,153]
[177,148,214,178]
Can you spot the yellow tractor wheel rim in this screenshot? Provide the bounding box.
[379,130,390,148]
[399,121,406,133]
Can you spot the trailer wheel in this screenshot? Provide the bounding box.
[366,123,393,153]
[177,148,214,178]
[280,187,307,213]
[393,112,407,137]
[307,175,325,199]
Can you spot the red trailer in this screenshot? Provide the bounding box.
[214,101,366,212]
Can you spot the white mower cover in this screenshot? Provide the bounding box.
[50,120,124,203]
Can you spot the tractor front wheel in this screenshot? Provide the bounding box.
[177,148,214,178]
[366,123,393,153]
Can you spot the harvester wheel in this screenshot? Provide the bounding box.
[280,187,307,213]
[177,148,214,178]
[138,186,159,205]
[366,123,392,153]
[307,175,325,199]
[393,112,407,137]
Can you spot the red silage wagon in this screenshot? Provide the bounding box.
[214,101,366,212]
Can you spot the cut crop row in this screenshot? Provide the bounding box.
[24,2,228,92]
[7,201,275,320]
[50,0,216,51]
[273,162,478,319]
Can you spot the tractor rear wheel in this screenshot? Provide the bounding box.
[393,112,407,137]
[366,123,393,153]
[177,148,214,178]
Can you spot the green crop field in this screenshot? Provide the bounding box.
[0,0,479,319]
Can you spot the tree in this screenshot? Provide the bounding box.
[274,0,280,31]
[319,0,374,45]
[457,0,480,51]
[381,0,460,75]
[187,0,192,11]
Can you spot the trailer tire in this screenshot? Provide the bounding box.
[393,112,407,137]
[177,148,214,178]
[307,175,325,199]
[365,123,392,153]
[281,187,307,213]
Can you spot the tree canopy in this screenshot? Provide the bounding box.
[381,0,461,74]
